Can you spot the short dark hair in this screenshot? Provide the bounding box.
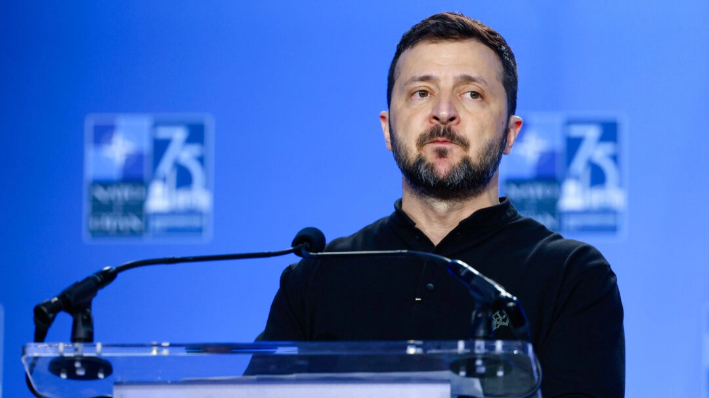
[387,12,518,117]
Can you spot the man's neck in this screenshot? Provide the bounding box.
[400,176,500,246]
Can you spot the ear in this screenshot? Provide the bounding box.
[503,115,523,155]
[380,110,392,151]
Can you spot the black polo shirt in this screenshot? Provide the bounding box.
[261,198,624,397]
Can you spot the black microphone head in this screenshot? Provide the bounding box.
[292,227,326,253]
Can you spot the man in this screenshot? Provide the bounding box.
[260,12,624,397]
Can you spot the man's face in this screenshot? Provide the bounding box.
[380,39,522,200]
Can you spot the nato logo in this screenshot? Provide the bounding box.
[84,114,213,241]
[501,113,627,238]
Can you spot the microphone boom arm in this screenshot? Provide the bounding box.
[32,246,306,344]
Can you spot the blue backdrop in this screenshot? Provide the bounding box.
[2,1,709,397]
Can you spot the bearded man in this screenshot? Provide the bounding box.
[259,12,625,398]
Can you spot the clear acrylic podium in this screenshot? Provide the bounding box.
[23,340,541,398]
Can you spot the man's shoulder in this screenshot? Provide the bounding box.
[325,215,394,252]
[507,213,611,273]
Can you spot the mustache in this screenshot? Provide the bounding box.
[415,125,470,151]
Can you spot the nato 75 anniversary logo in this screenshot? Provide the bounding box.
[84,114,213,241]
[501,113,627,238]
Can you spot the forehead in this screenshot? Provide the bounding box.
[395,39,504,87]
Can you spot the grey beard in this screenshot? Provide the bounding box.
[390,123,506,201]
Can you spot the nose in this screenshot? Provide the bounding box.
[430,93,459,125]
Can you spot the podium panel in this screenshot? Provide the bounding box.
[115,380,451,398]
[23,340,540,398]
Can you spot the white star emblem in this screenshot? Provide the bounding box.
[102,133,136,168]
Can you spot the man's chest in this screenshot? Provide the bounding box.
[304,250,538,341]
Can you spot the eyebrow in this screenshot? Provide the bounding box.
[403,74,489,87]
[455,74,489,87]
[403,74,437,86]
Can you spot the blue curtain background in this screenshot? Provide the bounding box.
[2,1,708,397]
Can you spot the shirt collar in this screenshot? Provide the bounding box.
[390,197,519,234]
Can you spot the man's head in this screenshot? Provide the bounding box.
[380,13,522,201]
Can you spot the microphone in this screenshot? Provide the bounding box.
[34,267,118,343]
[291,227,326,255]
[446,259,531,341]
[33,229,323,345]
[294,227,531,341]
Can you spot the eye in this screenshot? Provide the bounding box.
[465,91,481,100]
[413,90,430,99]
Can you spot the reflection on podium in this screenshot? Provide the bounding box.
[23,340,541,398]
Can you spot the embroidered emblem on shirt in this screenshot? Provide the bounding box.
[492,310,510,330]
